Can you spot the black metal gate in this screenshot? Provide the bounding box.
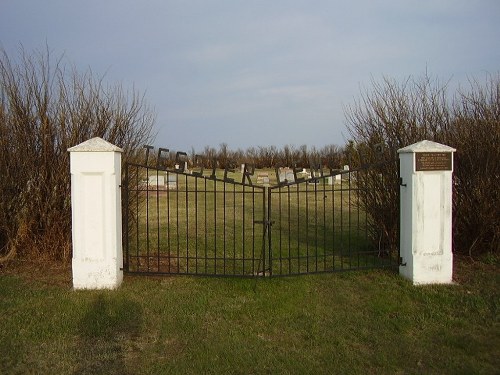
[122,150,399,277]
[267,165,399,276]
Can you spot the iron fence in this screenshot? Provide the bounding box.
[268,167,399,276]
[123,162,267,277]
[122,151,399,277]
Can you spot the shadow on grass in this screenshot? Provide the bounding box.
[74,293,142,375]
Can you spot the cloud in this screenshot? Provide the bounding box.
[1,0,499,151]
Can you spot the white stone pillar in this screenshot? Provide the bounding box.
[398,140,456,285]
[68,137,124,289]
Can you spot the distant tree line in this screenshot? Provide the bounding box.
[183,143,347,171]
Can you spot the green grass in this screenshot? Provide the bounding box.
[1,258,499,374]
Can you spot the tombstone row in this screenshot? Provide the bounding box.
[142,163,351,189]
[141,145,351,187]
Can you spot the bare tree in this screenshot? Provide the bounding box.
[345,73,499,256]
[447,76,500,255]
[0,46,155,262]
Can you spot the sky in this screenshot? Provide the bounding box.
[1,0,499,152]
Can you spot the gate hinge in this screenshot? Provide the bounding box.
[399,257,407,266]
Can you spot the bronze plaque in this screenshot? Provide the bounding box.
[415,152,452,171]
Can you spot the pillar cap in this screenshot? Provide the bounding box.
[68,137,123,153]
[397,140,456,154]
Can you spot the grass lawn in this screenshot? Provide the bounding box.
[1,256,498,374]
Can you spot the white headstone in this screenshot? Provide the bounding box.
[256,172,270,185]
[167,174,178,189]
[148,174,165,187]
[278,168,295,183]
[327,175,341,185]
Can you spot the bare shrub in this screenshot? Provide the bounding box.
[0,46,154,262]
[345,73,499,256]
[447,76,500,255]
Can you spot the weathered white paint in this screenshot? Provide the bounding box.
[398,140,456,285]
[68,137,123,289]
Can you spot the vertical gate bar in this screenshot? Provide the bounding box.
[378,168,381,267]
[287,186,291,275]
[323,177,327,272]
[156,169,160,272]
[167,171,171,273]
[176,174,180,273]
[296,183,300,275]
[233,182,236,275]
[384,173,388,265]
[204,177,208,274]
[146,165,150,272]
[135,166,139,271]
[185,174,189,273]
[156,169,160,271]
[356,172,360,269]
[365,172,368,267]
[381,170,387,266]
[278,186,282,274]
[122,163,130,272]
[213,179,217,275]
[348,170,352,269]
[305,181,309,273]
[242,185,246,274]
[340,175,344,270]
[223,181,226,275]
[252,185,255,275]
[379,170,383,266]
[265,186,270,276]
[195,175,198,274]
[397,159,401,267]
[314,181,318,272]
[332,177,336,271]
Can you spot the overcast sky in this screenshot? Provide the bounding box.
[1,0,499,151]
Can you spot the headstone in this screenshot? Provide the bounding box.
[175,161,189,173]
[342,165,350,180]
[278,168,295,184]
[256,172,270,185]
[166,174,177,189]
[148,174,166,189]
[327,174,341,185]
[340,165,352,180]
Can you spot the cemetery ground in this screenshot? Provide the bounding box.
[1,255,499,374]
